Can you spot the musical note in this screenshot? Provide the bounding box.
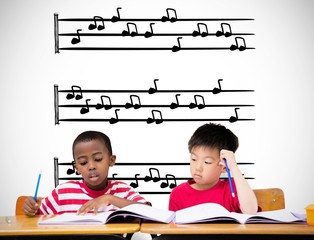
[160,174,177,189]
[122,22,138,37]
[80,99,90,114]
[213,79,223,94]
[109,109,120,124]
[144,23,155,38]
[170,94,181,109]
[229,107,239,123]
[130,174,140,188]
[66,85,83,100]
[111,7,121,22]
[125,95,141,109]
[112,173,118,179]
[88,16,105,31]
[71,29,82,44]
[161,8,177,22]
[67,161,79,175]
[96,95,112,110]
[148,79,159,94]
[230,37,246,51]
[172,37,182,52]
[216,23,232,37]
[144,168,161,182]
[192,23,208,37]
[146,110,163,124]
[189,95,205,109]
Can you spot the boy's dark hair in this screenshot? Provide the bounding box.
[188,123,239,153]
[72,131,113,157]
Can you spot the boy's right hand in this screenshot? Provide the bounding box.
[23,196,41,216]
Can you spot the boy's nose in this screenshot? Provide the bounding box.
[195,161,203,171]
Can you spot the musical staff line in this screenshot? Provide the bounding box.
[56,162,254,166]
[58,47,255,51]
[57,118,255,123]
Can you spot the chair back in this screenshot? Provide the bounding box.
[15,196,27,215]
[253,188,285,211]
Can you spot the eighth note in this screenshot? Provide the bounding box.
[216,23,232,37]
[161,8,177,22]
[148,79,159,94]
[67,161,79,175]
[170,94,181,109]
[122,22,138,37]
[130,174,140,189]
[125,95,141,109]
[213,79,223,94]
[66,85,83,100]
[189,95,205,109]
[88,16,105,31]
[160,174,177,189]
[109,109,120,124]
[146,110,163,124]
[230,37,246,51]
[80,99,90,114]
[172,37,182,52]
[96,95,112,110]
[71,29,82,45]
[144,168,161,182]
[111,7,121,22]
[192,23,208,37]
[229,107,239,123]
[144,23,155,38]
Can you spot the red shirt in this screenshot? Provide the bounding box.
[168,179,241,213]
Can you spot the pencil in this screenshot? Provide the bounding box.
[224,158,235,198]
[34,171,42,201]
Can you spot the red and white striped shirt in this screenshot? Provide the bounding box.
[39,180,148,214]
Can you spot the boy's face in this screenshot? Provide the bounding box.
[189,146,224,190]
[73,139,116,191]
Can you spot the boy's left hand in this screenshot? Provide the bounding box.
[219,149,237,169]
[77,195,112,215]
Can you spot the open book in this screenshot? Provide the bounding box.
[38,202,306,225]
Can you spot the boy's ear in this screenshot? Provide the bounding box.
[109,155,116,166]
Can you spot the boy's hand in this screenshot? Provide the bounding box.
[23,196,41,216]
[77,195,112,215]
[219,149,237,170]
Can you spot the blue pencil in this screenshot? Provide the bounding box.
[224,158,235,198]
[34,171,42,201]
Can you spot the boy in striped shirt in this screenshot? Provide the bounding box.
[23,130,149,216]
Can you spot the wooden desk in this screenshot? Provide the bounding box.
[141,222,314,239]
[0,215,139,237]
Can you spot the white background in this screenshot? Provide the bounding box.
[1,0,314,222]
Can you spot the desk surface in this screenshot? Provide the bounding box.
[0,215,140,236]
[141,221,314,235]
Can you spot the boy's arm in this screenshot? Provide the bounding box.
[220,149,258,214]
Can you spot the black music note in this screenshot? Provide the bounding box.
[88,16,105,31]
[170,94,181,109]
[96,95,112,110]
[161,8,177,22]
[192,23,208,37]
[122,22,138,37]
[66,85,83,100]
[148,79,159,94]
[80,99,90,114]
[144,168,161,182]
[67,161,79,175]
[216,23,232,37]
[109,109,120,124]
[130,174,140,188]
[189,95,205,109]
[230,37,246,51]
[160,174,177,189]
[111,7,121,22]
[144,23,155,38]
[71,29,82,44]
[112,173,118,179]
[146,110,163,124]
[229,107,239,123]
[172,37,182,52]
[125,95,141,109]
[213,79,223,94]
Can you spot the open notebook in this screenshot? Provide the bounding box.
[38,202,306,225]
